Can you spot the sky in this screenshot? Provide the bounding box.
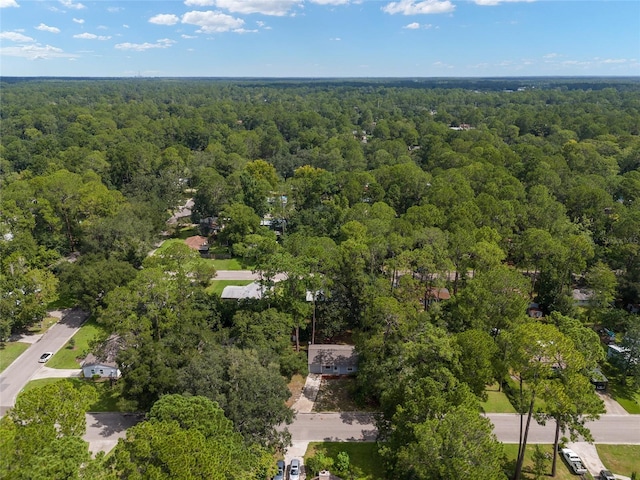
[0,0,639,77]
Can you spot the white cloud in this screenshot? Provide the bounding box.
[382,0,454,15]
[115,38,176,51]
[181,34,198,38]
[329,37,341,40]
[59,0,85,10]
[233,28,258,33]
[0,0,19,8]
[182,10,244,33]
[310,0,350,4]
[36,23,61,33]
[403,22,420,29]
[184,0,215,5]
[107,6,123,13]
[0,43,78,60]
[0,31,34,42]
[474,0,533,5]
[543,52,560,59]
[213,0,300,16]
[73,18,84,24]
[73,32,111,40]
[149,14,180,25]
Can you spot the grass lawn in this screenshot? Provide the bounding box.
[305,442,384,480]
[0,342,29,373]
[47,317,105,369]
[597,444,640,476]
[211,257,254,270]
[313,377,378,412]
[206,280,253,296]
[502,444,592,480]
[480,383,517,413]
[607,377,640,414]
[170,226,199,240]
[20,378,133,412]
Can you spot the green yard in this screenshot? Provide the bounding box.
[607,378,640,414]
[211,257,254,271]
[502,444,591,480]
[47,317,106,369]
[597,444,640,476]
[206,280,253,296]
[20,378,133,412]
[0,342,29,373]
[305,442,384,480]
[480,384,517,413]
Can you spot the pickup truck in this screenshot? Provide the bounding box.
[560,448,588,475]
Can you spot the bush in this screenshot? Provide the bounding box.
[279,350,308,378]
[305,452,334,477]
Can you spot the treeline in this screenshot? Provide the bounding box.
[1,78,639,479]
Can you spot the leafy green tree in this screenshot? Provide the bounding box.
[585,260,617,321]
[219,202,261,247]
[507,322,587,480]
[111,395,272,480]
[395,405,506,480]
[455,329,499,399]
[0,381,98,480]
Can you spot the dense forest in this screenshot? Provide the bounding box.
[1,77,639,479]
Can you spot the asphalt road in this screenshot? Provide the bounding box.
[0,309,88,417]
[286,412,640,445]
[215,270,286,281]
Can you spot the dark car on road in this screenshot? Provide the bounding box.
[600,470,615,480]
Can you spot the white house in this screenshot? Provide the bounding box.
[308,344,358,375]
[82,334,122,379]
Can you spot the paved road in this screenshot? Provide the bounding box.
[0,309,88,417]
[286,412,640,445]
[215,270,286,281]
[487,413,640,444]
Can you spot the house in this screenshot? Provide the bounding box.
[426,287,451,302]
[572,289,593,307]
[627,303,640,314]
[527,303,544,318]
[308,344,358,375]
[82,334,123,379]
[220,282,269,300]
[607,344,630,362]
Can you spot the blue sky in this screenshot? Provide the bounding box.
[1,0,639,77]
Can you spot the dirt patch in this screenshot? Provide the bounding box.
[313,377,362,412]
[286,373,306,408]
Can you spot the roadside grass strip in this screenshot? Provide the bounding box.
[47,317,105,369]
[596,444,640,476]
[0,342,29,373]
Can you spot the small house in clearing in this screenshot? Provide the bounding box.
[220,282,270,300]
[82,334,123,379]
[308,344,358,375]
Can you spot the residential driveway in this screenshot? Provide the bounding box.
[0,308,88,417]
[292,374,322,414]
[598,392,629,415]
[84,412,143,455]
[31,367,82,380]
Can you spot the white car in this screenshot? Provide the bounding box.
[561,448,587,475]
[38,352,53,363]
[289,459,300,480]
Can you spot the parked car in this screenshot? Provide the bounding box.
[560,448,587,475]
[289,459,300,480]
[38,352,53,363]
[273,460,285,480]
[600,470,615,480]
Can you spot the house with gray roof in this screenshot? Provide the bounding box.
[82,334,122,379]
[308,344,358,375]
